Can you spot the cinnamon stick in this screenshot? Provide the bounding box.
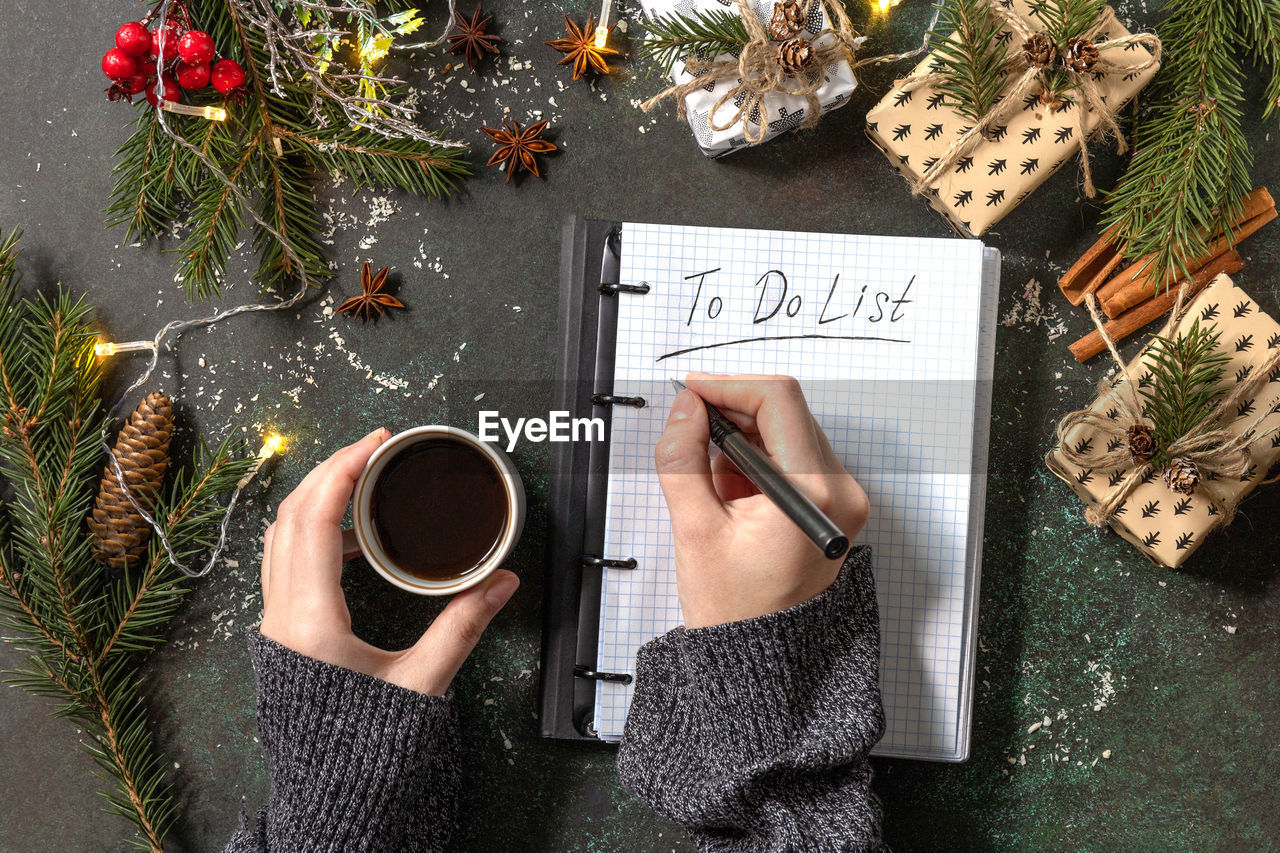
[1069,250,1244,362]
[1097,187,1275,319]
[1058,225,1125,306]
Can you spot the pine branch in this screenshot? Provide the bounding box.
[641,8,752,72]
[1139,319,1231,468]
[0,233,257,850]
[1038,0,1107,44]
[106,0,471,301]
[104,111,183,244]
[931,0,1009,123]
[278,126,471,197]
[1102,0,1276,289]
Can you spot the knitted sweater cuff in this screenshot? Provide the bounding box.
[247,631,458,852]
[618,547,885,829]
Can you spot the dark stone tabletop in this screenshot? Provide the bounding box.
[1,0,1277,850]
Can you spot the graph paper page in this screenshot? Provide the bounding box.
[595,222,987,759]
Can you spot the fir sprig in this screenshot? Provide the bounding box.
[930,0,1009,123]
[0,232,257,851]
[641,7,751,72]
[1036,0,1106,101]
[1103,0,1280,290]
[1138,319,1231,469]
[105,0,471,301]
[1038,0,1106,45]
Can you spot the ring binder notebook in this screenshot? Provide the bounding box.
[539,216,1001,761]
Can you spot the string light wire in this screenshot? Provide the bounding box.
[856,0,943,69]
[119,0,462,575]
[97,0,327,577]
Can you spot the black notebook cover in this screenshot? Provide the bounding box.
[538,216,624,740]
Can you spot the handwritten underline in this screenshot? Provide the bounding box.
[655,333,912,362]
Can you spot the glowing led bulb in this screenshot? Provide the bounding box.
[594,0,611,48]
[238,433,287,489]
[159,102,227,122]
[94,339,156,357]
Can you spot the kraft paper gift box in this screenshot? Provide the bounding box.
[865,0,1159,237]
[639,0,858,157]
[1046,275,1280,568]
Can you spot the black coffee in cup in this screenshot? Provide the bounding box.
[369,437,509,581]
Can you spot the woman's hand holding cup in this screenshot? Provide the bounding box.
[258,428,519,696]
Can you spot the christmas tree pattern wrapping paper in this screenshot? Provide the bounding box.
[865,0,1158,237]
[639,0,858,157]
[1047,275,1280,568]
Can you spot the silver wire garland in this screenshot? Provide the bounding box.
[102,0,458,578]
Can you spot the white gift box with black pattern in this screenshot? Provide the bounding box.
[640,0,859,157]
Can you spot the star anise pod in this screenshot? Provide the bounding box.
[545,13,619,81]
[337,262,404,322]
[447,5,501,71]
[481,118,558,183]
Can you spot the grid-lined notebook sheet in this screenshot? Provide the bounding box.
[595,222,998,760]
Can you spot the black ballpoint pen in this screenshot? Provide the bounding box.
[670,378,850,560]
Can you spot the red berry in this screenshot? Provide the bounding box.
[174,60,210,90]
[115,22,152,58]
[210,59,246,94]
[102,48,138,80]
[178,30,216,65]
[145,73,182,105]
[151,25,181,62]
[122,73,149,95]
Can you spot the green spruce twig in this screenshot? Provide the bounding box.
[641,7,752,72]
[0,232,258,851]
[930,0,1009,123]
[105,0,471,301]
[1103,0,1280,290]
[1138,319,1231,469]
[1038,0,1106,44]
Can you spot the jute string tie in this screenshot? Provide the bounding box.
[1048,282,1280,530]
[900,3,1161,199]
[641,0,864,145]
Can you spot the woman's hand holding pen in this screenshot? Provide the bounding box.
[654,372,869,629]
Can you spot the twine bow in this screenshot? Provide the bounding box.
[1048,284,1280,530]
[641,0,863,145]
[902,2,1160,198]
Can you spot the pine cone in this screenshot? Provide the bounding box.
[1163,458,1201,495]
[88,392,174,571]
[777,37,814,75]
[768,0,806,41]
[1127,423,1157,464]
[1062,37,1100,73]
[1021,33,1057,68]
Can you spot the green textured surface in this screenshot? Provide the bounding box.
[1,0,1278,850]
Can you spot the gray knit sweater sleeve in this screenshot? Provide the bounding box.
[616,546,886,852]
[224,631,458,853]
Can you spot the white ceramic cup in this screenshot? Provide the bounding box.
[352,426,525,596]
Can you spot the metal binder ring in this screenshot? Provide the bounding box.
[592,394,646,408]
[574,665,633,684]
[599,281,651,295]
[581,554,638,569]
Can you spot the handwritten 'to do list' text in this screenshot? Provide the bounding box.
[656,267,916,362]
